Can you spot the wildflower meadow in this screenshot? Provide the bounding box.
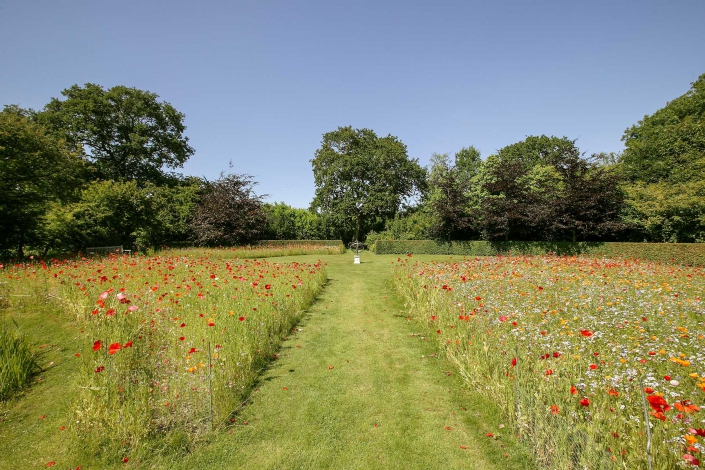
[394,254,705,469]
[3,247,327,461]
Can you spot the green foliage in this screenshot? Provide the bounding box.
[365,211,433,249]
[263,203,337,240]
[256,239,344,248]
[44,180,155,252]
[621,73,705,242]
[0,106,84,256]
[39,83,194,184]
[0,324,39,400]
[189,173,267,246]
[146,177,203,247]
[478,136,625,241]
[426,153,474,240]
[310,126,426,241]
[373,240,705,266]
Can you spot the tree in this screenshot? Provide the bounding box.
[478,156,542,241]
[553,154,626,241]
[477,136,625,241]
[426,153,473,240]
[189,173,267,246]
[263,203,336,240]
[0,106,84,256]
[43,180,156,253]
[39,83,194,184]
[310,126,426,241]
[620,73,705,241]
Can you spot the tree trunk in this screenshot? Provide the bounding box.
[17,231,24,258]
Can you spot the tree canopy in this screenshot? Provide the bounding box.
[310,126,426,241]
[189,173,267,246]
[0,106,84,256]
[620,73,705,242]
[39,83,194,184]
[478,136,625,241]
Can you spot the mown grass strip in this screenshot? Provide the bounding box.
[162,254,533,470]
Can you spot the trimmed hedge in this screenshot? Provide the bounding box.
[372,240,705,266]
[256,240,344,247]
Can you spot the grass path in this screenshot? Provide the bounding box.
[168,254,531,469]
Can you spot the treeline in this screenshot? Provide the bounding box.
[2,73,704,257]
[367,135,625,244]
[0,84,335,258]
[365,73,705,245]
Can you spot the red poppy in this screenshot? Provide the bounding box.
[108,343,121,355]
[664,375,671,381]
[589,364,598,370]
[580,329,593,337]
[179,336,185,341]
[46,462,55,467]
[571,386,578,395]
[265,284,271,289]
[511,357,517,367]
[94,366,105,373]
[239,316,245,321]
[545,369,553,376]
[123,340,133,348]
[646,395,670,413]
[475,296,481,301]
[608,389,619,397]
[208,321,215,327]
[550,405,559,414]
[180,323,186,327]
[580,398,590,407]
[644,387,655,394]
[552,352,561,358]
[92,340,102,351]
[188,347,196,354]
[122,457,129,463]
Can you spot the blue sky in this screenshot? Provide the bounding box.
[2,0,704,208]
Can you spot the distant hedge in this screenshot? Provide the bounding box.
[372,240,705,266]
[257,240,344,248]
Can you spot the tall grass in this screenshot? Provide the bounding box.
[163,242,346,259]
[394,255,705,469]
[0,324,39,400]
[3,252,328,462]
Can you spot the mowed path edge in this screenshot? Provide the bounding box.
[170,253,530,470]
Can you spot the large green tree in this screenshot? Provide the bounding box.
[426,152,474,241]
[620,73,705,242]
[39,83,194,184]
[0,106,84,256]
[310,126,426,241]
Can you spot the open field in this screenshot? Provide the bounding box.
[4,249,703,469]
[394,254,705,469]
[1,250,327,467]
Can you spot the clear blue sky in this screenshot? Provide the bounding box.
[2,0,704,208]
